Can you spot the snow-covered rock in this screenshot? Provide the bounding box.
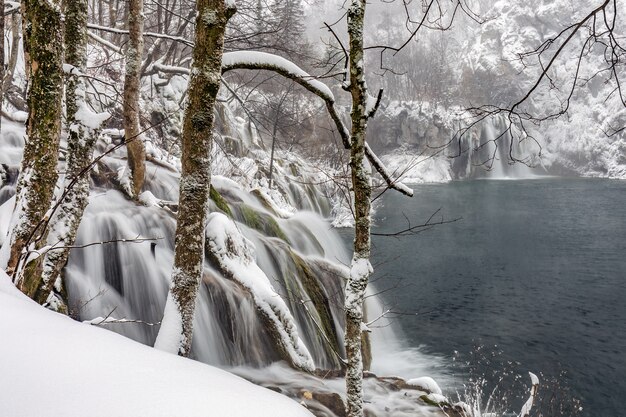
[406,376,443,395]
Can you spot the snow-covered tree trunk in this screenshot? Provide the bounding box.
[7,0,64,288]
[154,0,236,357]
[35,0,109,311]
[123,0,145,198]
[345,1,373,416]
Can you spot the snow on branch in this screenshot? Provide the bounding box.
[222,51,335,101]
[221,51,413,197]
[87,31,123,55]
[366,143,414,196]
[86,23,194,47]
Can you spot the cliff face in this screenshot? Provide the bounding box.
[367,102,453,153]
[367,98,625,181]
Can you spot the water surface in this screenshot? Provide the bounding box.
[370,179,626,417]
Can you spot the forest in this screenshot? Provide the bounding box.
[0,0,624,417]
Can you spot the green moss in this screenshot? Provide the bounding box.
[289,162,300,176]
[419,394,450,408]
[237,203,289,242]
[210,185,232,217]
[290,251,343,369]
[250,189,276,215]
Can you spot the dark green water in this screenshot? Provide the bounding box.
[370,178,626,417]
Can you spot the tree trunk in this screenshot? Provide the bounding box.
[7,0,64,289]
[123,0,145,198]
[344,1,373,416]
[3,14,22,94]
[1,0,4,135]
[154,0,236,356]
[37,0,106,311]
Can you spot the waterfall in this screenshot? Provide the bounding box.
[1,107,452,417]
[60,166,347,369]
[451,114,544,180]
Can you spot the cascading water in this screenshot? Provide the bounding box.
[1,105,453,416]
[451,114,543,179]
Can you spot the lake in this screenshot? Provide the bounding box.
[369,178,626,417]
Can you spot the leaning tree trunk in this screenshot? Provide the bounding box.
[344,1,373,416]
[154,0,236,356]
[6,0,64,290]
[35,0,108,311]
[123,0,145,198]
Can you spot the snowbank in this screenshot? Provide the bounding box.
[0,269,313,417]
[380,153,452,184]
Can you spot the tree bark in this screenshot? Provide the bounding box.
[344,1,373,416]
[1,0,4,135]
[154,0,236,357]
[123,0,145,198]
[3,14,22,95]
[7,0,64,290]
[36,0,106,311]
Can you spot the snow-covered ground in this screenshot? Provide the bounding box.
[0,268,313,417]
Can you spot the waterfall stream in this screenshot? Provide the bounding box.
[451,115,542,180]
[1,111,452,416]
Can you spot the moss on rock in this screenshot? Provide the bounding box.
[236,203,289,242]
[210,185,232,217]
[290,250,343,369]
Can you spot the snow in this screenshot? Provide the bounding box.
[331,203,355,228]
[74,102,111,130]
[519,372,539,417]
[63,63,81,75]
[153,289,185,353]
[138,190,160,207]
[0,268,314,417]
[0,196,15,247]
[350,257,373,282]
[205,212,315,371]
[222,51,334,101]
[406,376,443,395]
[380,153,452,184]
